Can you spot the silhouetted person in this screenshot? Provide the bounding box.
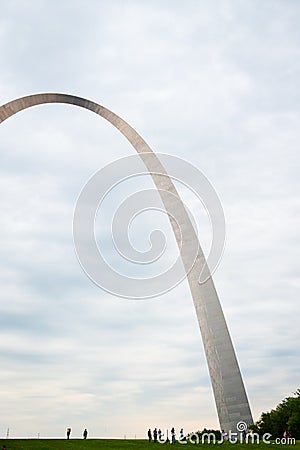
[153,428,158,443]
[158,429,162,441]
[66,427,71,439]
[148,428,152,442]
[83,429,88,439]
[171,427,176,444]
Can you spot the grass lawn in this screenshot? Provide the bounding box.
[0,440,299,450]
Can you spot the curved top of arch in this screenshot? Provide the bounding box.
[0,93,179,198]
[0,93,154,157]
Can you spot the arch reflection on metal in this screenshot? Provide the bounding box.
[0,93,253,432]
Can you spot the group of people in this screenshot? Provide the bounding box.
[66,428,88,439]
[147,428,162,443]
[147,427,185,444]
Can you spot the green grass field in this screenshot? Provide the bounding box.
[0,440,299,450]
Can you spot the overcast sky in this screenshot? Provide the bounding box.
[0,0,299,440]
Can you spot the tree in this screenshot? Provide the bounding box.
[251,389,300,439]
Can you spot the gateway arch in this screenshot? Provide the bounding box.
[0,93,253,433]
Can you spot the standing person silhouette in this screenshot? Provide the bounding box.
[83,428,88,439]
[158,429,162,441]
[147,428,152,442]
[66,427,71,439]
[171,427,176,444]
